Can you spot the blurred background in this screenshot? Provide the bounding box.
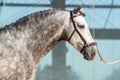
[0,0,120,80]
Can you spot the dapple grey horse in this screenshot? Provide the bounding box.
[0,6,97,80]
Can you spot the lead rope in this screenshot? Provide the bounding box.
[88,0,120,64]
[96,47,120,64]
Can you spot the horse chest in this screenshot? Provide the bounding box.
[0,50,36,80]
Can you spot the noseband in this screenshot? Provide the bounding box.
[68,11,97,53]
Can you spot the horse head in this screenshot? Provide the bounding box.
[62,6,97,60]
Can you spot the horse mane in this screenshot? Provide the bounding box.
[0,9,61,33]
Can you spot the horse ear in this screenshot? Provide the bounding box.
[73,5,83,14]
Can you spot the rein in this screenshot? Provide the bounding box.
[69,11,97,53]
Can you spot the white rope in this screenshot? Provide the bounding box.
[85,0,120,65]
[97,47,120,64]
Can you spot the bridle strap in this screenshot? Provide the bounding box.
[68,30,75,41]
[80,42,97,53]
[69,11,97,53]
[69,11,87,44]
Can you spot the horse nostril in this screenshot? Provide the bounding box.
[91,48,96,56]
[92,53,95,57]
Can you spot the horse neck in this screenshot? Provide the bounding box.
[28,11,69,63]
[31,25,64,63]
[0,10,69,64]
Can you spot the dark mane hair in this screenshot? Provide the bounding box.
[0,9,59,32]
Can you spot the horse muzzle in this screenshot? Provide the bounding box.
[81,46,96,60]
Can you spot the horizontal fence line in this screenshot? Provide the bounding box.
[90,28,120,39]
[0,3,120,8]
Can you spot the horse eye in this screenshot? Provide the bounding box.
[77,24,85,28]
